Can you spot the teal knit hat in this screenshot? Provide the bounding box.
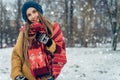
[21,0,43,21]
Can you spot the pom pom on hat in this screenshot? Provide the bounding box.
[21,0,43,21]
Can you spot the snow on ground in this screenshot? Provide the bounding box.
[0,48,12,80]
[0,47,120,80]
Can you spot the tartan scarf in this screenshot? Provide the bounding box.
[28,22,50,78]
[20,23,67,79]
[28,22,46,37]
[28,43,50,79]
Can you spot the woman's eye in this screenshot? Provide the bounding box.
[27,14,31,17]
[33,10,37,13]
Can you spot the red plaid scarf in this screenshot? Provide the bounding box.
[28,22,46,37]
[20,23,67,79]
[50,23,67,78]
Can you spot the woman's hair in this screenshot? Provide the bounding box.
[22,13,53,66]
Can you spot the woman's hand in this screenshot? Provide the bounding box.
[30,22,46,33]
[15,75,28,80]
[35,32,52,47]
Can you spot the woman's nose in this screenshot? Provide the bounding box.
[32,14,35,19]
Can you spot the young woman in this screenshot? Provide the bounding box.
[10,1,67,80]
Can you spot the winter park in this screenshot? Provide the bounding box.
[1,0,120,80]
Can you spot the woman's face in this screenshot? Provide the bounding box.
[26,7,39,23]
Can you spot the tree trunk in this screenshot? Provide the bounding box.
[69,0,74,47]
[15,0,22,43]
[64,0,69,46]
[0,0,3,48]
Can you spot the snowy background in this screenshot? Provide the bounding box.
[1,44,120,80]
[1,1,120,80]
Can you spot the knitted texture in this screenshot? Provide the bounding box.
[22,1,43,21]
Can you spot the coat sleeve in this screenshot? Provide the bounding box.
[10,31,24,80]
[51,23,67,79]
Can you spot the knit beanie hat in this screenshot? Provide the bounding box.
[21,0,43,21]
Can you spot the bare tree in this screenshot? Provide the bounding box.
[16,0,22,35]
[69,0,74,47]
[80,0,95,47]
[63,0,69,46]
[104,0,120,50]
[0,0,3,48]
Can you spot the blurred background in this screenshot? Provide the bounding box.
[0,0,120,50]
